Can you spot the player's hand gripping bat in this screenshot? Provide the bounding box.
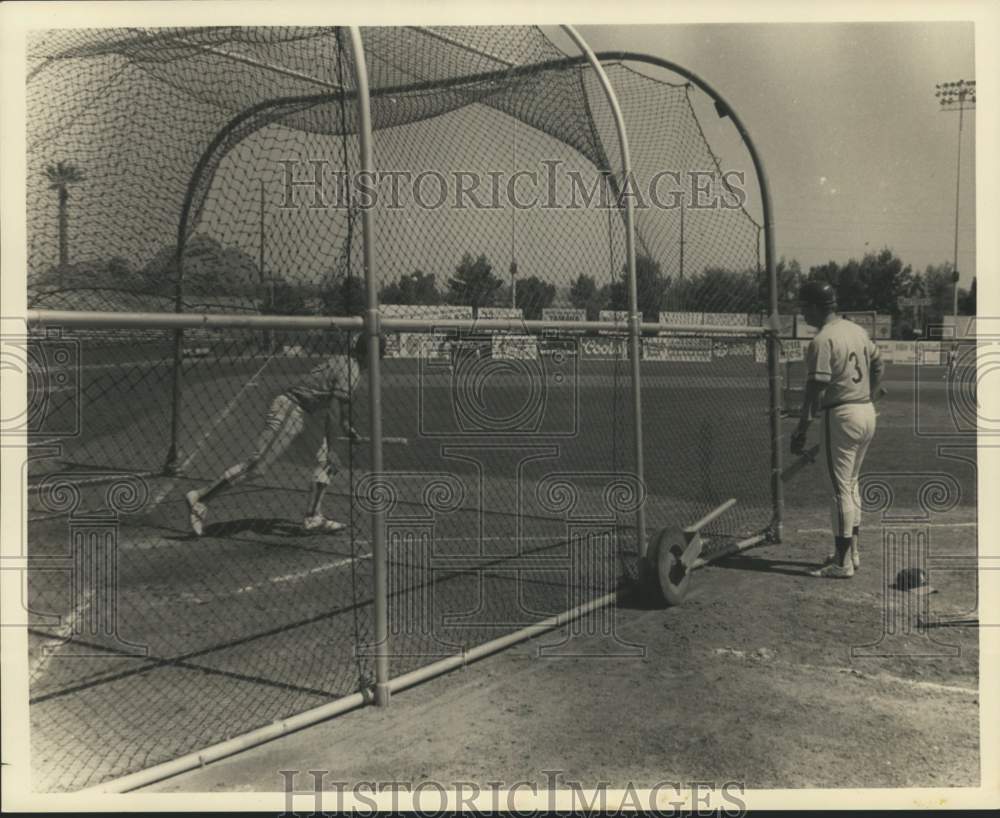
[781,387,887,482]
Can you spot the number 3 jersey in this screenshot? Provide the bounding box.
[805,316,884,410]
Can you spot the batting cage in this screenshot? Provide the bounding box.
[23,26,781,791]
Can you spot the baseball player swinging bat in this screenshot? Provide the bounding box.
[185,334,388,536]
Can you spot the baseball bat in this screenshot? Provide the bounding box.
[780,444,820,482]
[338,435,409,445]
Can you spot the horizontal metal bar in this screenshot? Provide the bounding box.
[388,590,620,695]
[27,310,364,331]
[76,689,370,794]
[691,533,769,570]
[684,498,737,535]
[26,310,770,337]
[372,318,767,335]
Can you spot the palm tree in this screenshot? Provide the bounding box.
[44,160,85,282]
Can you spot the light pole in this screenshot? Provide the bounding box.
[935,79,976,329]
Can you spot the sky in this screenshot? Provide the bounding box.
[16,14,981,297]
[562,22,977,287]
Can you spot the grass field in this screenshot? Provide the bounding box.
[23,335,979,791]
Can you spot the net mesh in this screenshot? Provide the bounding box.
[24,26,773,791]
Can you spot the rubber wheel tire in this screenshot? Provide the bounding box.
[655,525,692,606]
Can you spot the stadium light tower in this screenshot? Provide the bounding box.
[935,79,976,326]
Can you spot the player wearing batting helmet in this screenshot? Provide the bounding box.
[792,281,884,577]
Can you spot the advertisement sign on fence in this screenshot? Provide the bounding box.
[715,340,756,358]
[381,304,474,321]
[702,312,750,327]
[478,306,524,321]
[492,334,538,360]
[392,332,453,359]
[598,310,629,335]
[581,337,628,360]
[541,307,586,322]
[643,337,712,362]
[893,341,917,364]
[756,338,806,364]
[384,305,475,358]
[659,311,704,329]
[784,340,806,363]
[919,341,942,366]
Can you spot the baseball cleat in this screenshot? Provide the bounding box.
[303,515,346,533]
[186,491,207,536]
[809,562,854,579]
[825,544,860,570]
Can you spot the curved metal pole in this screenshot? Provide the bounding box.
[163,193,192,475]
[597,53,783,540]
[560,26,647,561]
[347,25,390,706]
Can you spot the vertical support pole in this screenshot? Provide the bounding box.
[708,82,783,542]
[164,234,187,475]
[259,179,266,286]
[259,179,272,353]
[347,26,390,706]
[763,181,783,541]
[952,101,964,324]
[561,27,647,559]
[679,200,685,280]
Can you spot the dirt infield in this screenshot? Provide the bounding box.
[146,504,979,793]
[143,363,981,793]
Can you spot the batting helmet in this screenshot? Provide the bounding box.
[798,280,837,310]
[894,566,929,591]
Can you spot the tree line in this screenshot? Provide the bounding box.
[32,239,977,337]
[36,160,975,336]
